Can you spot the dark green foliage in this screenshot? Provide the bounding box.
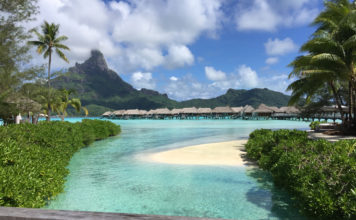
[309,121,327,130]
[0,120,120,208]
[245,129,356,219]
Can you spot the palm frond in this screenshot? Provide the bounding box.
[55,48,69,63]
[54,43,70,51]
[54,36,68,43]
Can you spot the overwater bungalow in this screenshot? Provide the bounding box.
[212,106,233,119]
[102,111,112,118]
[231,107,243,118]
[242,105,255,118]
[254,104,274,118]
[170,108,183,119]
[123,109,141,119]
[181,107,198,119]
[154,108,171,119]
[113,110,125,118]
[197,108,213,119]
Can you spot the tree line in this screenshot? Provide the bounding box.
[0,0,87,125]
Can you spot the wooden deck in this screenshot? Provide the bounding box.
[0,207,225,220]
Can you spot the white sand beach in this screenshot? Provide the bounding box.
[144,140,248,166]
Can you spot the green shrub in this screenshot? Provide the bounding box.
[0,120,120,208]
[246,129,356,219]
[309,121,327,130]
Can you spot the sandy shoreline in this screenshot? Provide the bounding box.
[142,140,248,167]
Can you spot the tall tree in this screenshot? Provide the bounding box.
[0,0,38,124]
[288,0,356,128]
[28,21,70,121]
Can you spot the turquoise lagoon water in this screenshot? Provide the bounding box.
[46,119,310,219]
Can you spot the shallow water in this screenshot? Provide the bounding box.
[46,119,309,219]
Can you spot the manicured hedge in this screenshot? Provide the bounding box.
[245,129,356,219]
[0,119,120,208]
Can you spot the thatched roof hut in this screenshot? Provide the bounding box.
[212,106,233,113]
[182,107,198,114]
[146,109,156,115]
[197,108,212,114]
[7,96,42,113]
[243,105,255,114]
[154,108,171,115]
[171,108,183,115]
[102,111,112,117]
[113,110,125,116]
[124,109,140,115]
[254,104,274,114]
[139,110,148,115]
[231,107,243,113]
[278,106,301,114]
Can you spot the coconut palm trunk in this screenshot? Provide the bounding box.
[329,81,345,123]
[46,50,52,121]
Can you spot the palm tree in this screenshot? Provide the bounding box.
[54,89,88,121]
[28,21,70,121]
[288,0,356,127]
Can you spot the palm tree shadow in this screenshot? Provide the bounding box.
[245,168,309,220]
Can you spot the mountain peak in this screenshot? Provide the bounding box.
[81,50,108,71]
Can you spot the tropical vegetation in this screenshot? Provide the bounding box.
[0,119,121,208]
[288,0,356,129]
[245,129,356,219]
[0,0,40,124]
[28,21,70,121]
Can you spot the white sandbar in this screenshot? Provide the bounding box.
[145,140,248,166]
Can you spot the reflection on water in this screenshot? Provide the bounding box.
[245,168,307,220]
[47,119,309,220]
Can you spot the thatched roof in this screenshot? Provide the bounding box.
[102,111,112,116]
[212,106,233,113]
[171,108,183,114]
[254,104,274,113]
[197,108,212,114]
[139,110,148,115]
[182,107,198,114]
[278,106,299,114]
[146,109,156,115]
[6,96,42,113]
[113,110,125,116]
[124,109,140,115]
[243,105,255,113]
[231,107,243,113]
[154,108,171,114]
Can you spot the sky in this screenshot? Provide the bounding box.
[27,0,324,101]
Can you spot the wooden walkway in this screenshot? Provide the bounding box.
[0,207,225,220]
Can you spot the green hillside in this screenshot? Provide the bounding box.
[53,50,291,116]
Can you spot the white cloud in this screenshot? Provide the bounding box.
[205,66,226,81]
[165,45,195,69]
[236,0,280,32]
[236,65,259,88]
[170,76,179,81]
[265,38,297,56]
[265,57,279,65]
[131,72,156,90]
[235,0,319,32]
[27,0,224,72]
[165,74,218,100]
